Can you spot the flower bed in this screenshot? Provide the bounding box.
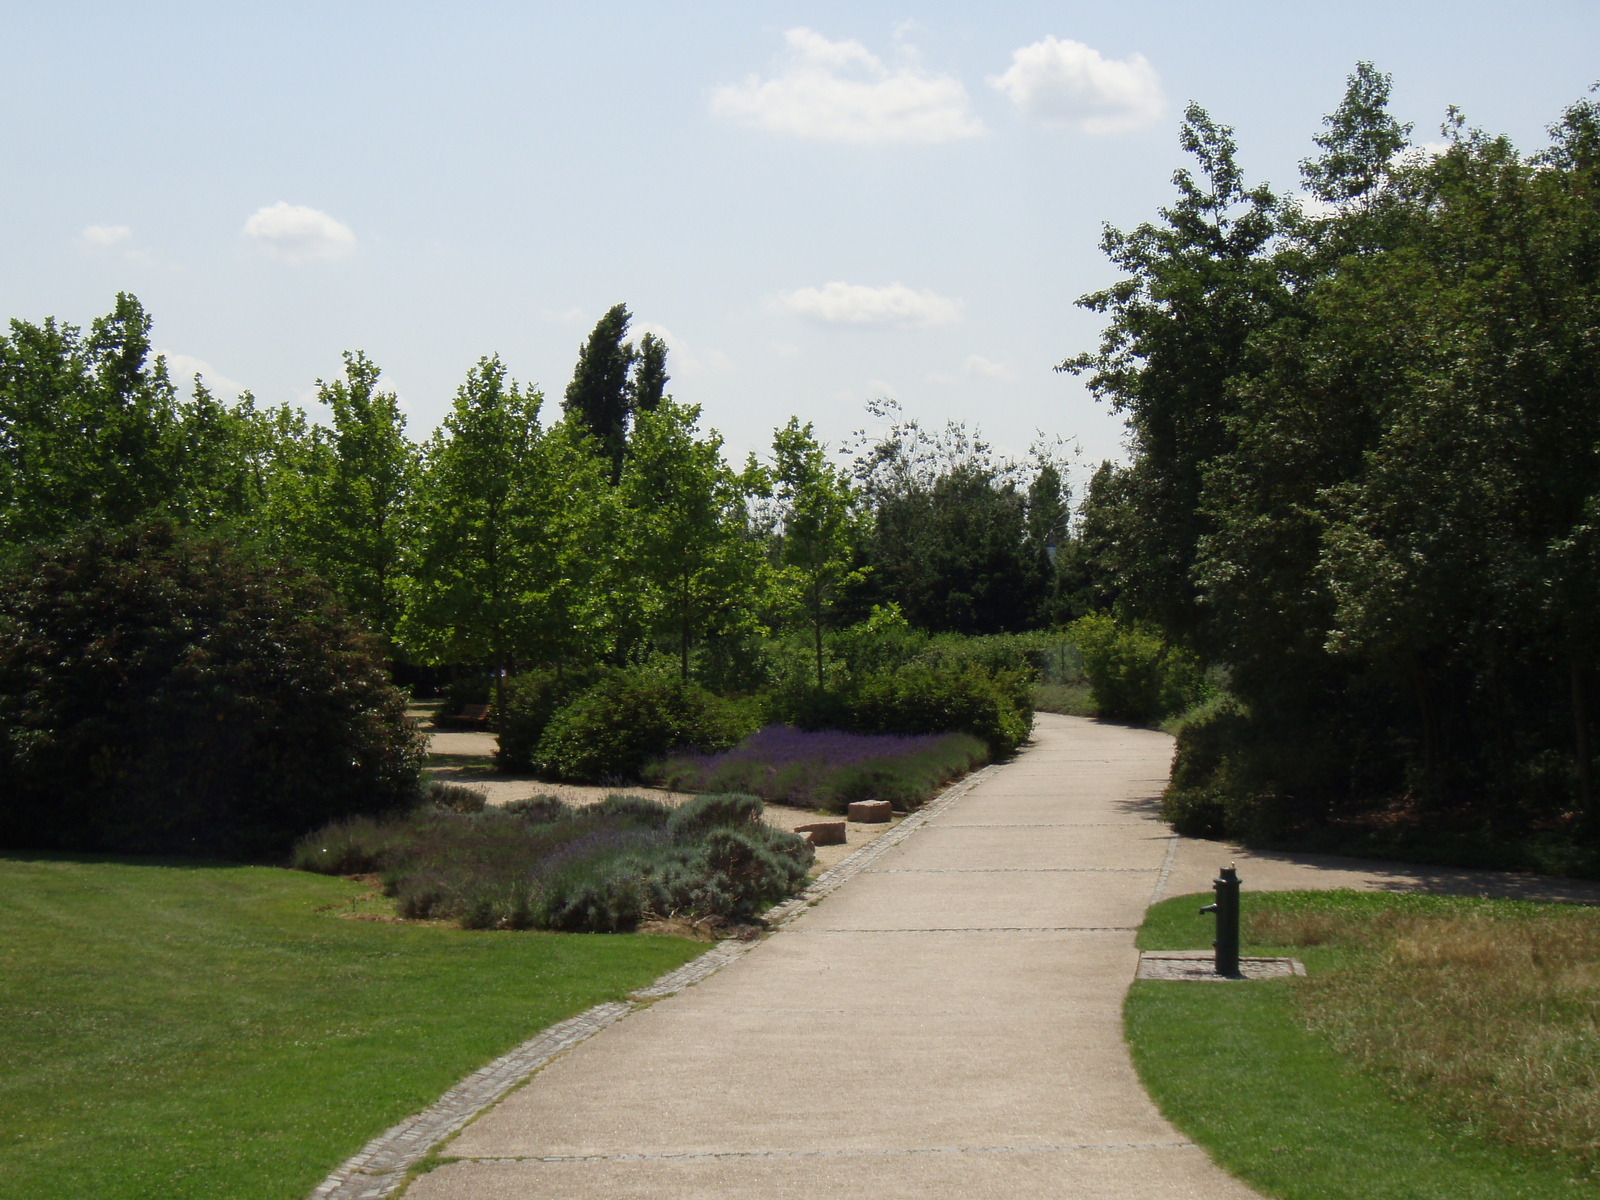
[293,792,812,932]
[643,724,989,813]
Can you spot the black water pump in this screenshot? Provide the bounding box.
[1199,864,1241,977]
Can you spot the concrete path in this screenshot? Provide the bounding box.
[404,713,1600,1199]
[407,714,1260,1199]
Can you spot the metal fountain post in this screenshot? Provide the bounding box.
[1199,864,1242,977]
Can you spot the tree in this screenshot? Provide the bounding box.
[1060,104,1288,646]
[0,521,424,858]
[621,399,765,679]
[770,418,866,688]
[631,331,669,413]
[848,403,1045,634]
[563,304,636,482]
[404,357,537,712]
[301,352,419,650]
[0,294,182,547]
[405,359,612,704]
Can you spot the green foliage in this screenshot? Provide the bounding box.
[562,303,637,481]
[622,399,767,679]
[849,403,1054,634]
[0,855,702,1200]
[0,523,425,859]
[847,666,1033,757]
[0,293,300,553]
[533,667,760,783]
[1068,614,1207,723]
[403,360,611,693]
[774,661,1033,759]
[492,665,603,771]
[770,417,868,688]
[1063,69,1600,862]
[296,352,419,648]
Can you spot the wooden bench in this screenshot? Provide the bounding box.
[454,703,490,729]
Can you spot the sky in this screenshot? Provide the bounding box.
[4,1,1598,492]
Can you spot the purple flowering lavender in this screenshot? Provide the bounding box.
[645,724,987,811]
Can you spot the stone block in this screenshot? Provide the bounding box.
[793,821,847,845]
[847,800,893,823]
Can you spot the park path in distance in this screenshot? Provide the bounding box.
[407,712,1263,1199]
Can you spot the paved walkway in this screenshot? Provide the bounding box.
[404,714,1600,1200]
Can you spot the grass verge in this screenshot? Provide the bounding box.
[1127,890,1597,1200]
[0,854,703,1200]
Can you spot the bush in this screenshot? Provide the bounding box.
[848,665,1033,756]
[1068,613,1207,723]
[0,523,425,859]
[492,666,601,771]
[292,791,813,931]
[534,668,760,783]
[648,725,989,812]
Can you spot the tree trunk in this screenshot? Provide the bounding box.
[1413,673,1438,790]
[680,575,691,681]
[814,583,824,691]
[1572,657,1593,817]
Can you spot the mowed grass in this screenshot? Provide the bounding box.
[1127,890,1600,1200]
[0,854,704,1200]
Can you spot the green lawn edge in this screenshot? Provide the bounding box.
[1125,891,1595,1200]
[0,854,705,1200]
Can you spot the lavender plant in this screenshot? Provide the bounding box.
[644,724,988,812]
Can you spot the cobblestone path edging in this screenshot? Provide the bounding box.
[306,764,1000,1200]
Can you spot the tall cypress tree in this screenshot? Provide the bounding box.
[630,331,669,414]
[562,304,635,481]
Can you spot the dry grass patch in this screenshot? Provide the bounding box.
[1260,903,1600,1165]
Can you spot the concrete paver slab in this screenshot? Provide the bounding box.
[672,928,1138,1011]
[446,1006,1174,1158]
[787,865,1156,931]
[878,823,1173,871]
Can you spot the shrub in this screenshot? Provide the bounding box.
[427,781,487,813]
[534,668,760,783]
[492,666,601,771]
[847,666,1033,757]
[292,791,812,932]
[0,523,425,859]
[502,795,573,822]
[1068,613,1207,723]
[647,725,988,812]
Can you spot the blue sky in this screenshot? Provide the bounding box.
[5,1,1597,486]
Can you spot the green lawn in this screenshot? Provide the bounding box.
[1126,892,1597,1200]
[0,854,703,1200]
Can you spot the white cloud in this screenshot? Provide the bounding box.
[965,354,1015,381]
[774,281,962,329]
[242,202,356,264]
[711,27,984,144]
[542,306,589,325]
[989,36,1164,135]
[160,352,246,398]
[81,224,131,247]
[772,341,802,359]
[866,378,898,397]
